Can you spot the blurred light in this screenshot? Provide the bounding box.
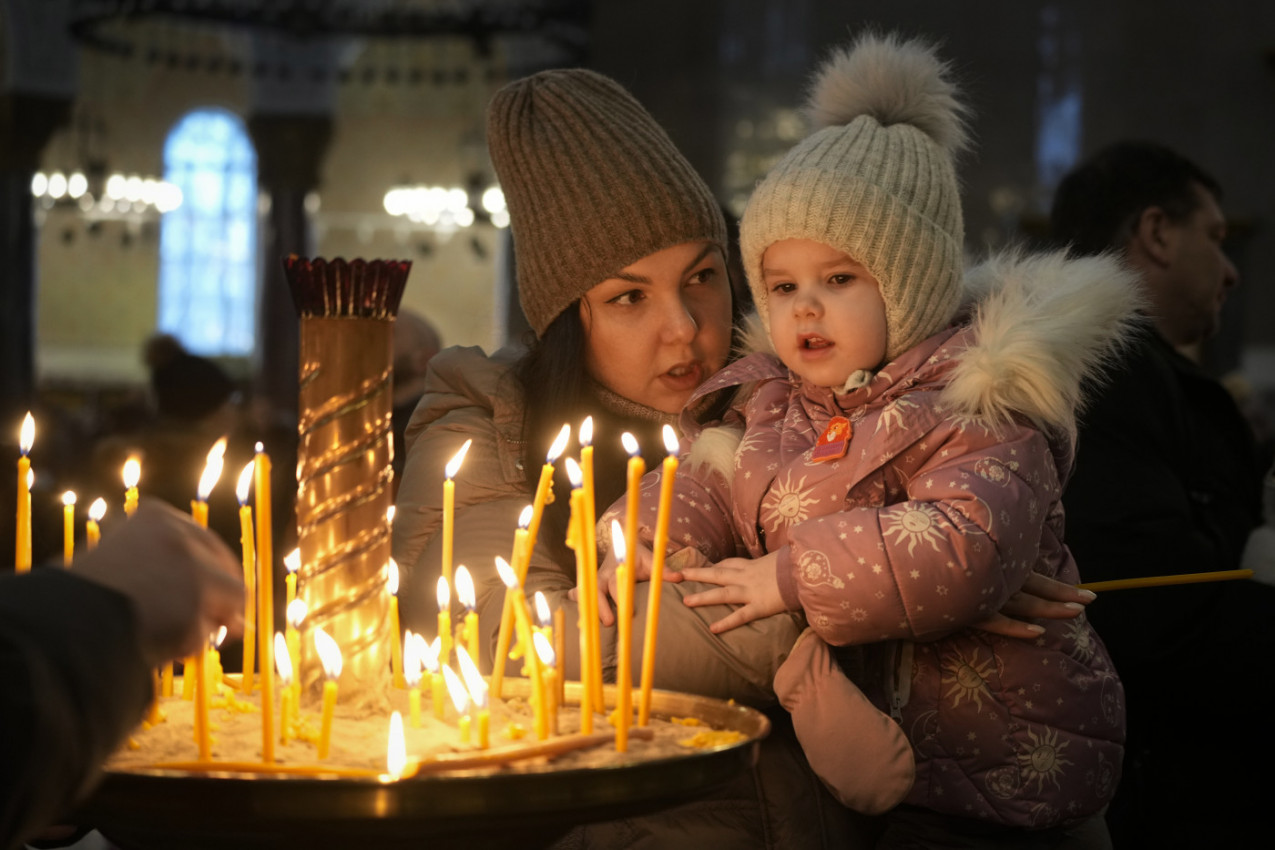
[30,172,48,197]
[47,172,68,199]
[68,172,88,199]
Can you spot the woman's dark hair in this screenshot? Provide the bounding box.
[515,302,591,492]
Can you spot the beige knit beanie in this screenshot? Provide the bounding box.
[741,33,971,364]
[487,68,727,338]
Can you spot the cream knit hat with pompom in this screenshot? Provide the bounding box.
[741,32,971,364]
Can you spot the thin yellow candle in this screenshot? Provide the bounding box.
[553,605,566,706]
[195,633,212,759]
[577,420,604,711]
[436,575,452,670]
[191,437,227,529]
[235,463,256,694]
[526,424,571,563]
[254,443,275,763]
[181,655,197,700]
[492,504,533,700]
[404,630,422,728]
[564,459,594,732]
[421,635,445,721]
[86,498,106,551]
[61,491,76,566]
[610,519,633,751]
[533,630,558,739]
[443,665,471,744]
[441,439,473,590]
[388,559,405,688]
[209,626,227,696]
[495,556,545,738]
[275,632,293,746]
[122,456,140,517]
[533,591,553,649]
[283,547,300,617]
[15,413,33,573]
[455,565,480,669]
[313,626,342,761]
[639,425,679,726]
[619,432,644,739]
[286,598,306,726]
[386,712,407,781]
[458,646,490,749]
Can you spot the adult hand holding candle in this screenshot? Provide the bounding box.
[16,413,33,573]
[61,491,76,566]
[455,565,480,668]
[235,462,256,694]
[86,497,106,551]
[639,425,680,726]
[313,626,342,760]
[441,439,473,589]
[122,456,140,517]
[457,646,490,748]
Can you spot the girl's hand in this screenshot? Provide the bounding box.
[971,572,1096,640]
[680,551,785,634]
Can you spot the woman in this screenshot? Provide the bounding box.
[392,67,1092,847]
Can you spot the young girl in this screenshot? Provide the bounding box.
[604,32,1135,842]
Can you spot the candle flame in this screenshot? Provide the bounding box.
[88,497,107,522]
[287,598,308,629]
[454,565,476,610]
[621,431,639,456]
[197,437,228,501]
[493,556,517,590]
[442,664,469,713]
[578,416,593,447]
[18,412,34,454]
[533,591,551,628]
[564,456,582,488]
[61,490,77,507]
[255,441,264,454]
[610,519,626,564]
[213,625,228,649]
[533,629,557,668]
[435,575,449,611]
[235,461,254,505]
[518,504,533,529]
[122,457,140,489]
[403,630,421,687]
[386,712,406,780]
[419,634,440,674]
[456,645,488,708]
[663,424,679,455]
[284,547,301,575]
[388,558,400,596]
[444,438,473,479]
[274,632,293,684]
[386,505,396,525]
[314,626,343,679]
[547,423,571,463]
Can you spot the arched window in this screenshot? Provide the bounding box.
[158,108,258,356]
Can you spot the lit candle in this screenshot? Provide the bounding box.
[61,491,76,566]
[122,456,140,517]
[235,462,256,694]
[457,646,490,749]
[564,458,594,733]
[404,630,422,728]
[191,437,227,528]
[534,591,553,648]
[611,519,632,751]
[15,412,33,573]
[420,634,445,721]
[181,653,197,701]
[553,605,566,706]
[455,565,480,669]
[195,632,213,760]
[286,598,306,727]
[526,424,571,562]
[436,575,452,670]
[533,630,558,738]
[254,443,275,764]
[386,712,406,781]
[491,504,533,700]
[86,498,106,551]
[576,420,604,713]
[283,547,300,617]
[275,632,293,746]
[495,556,544,737]
[639,425,679,726]
[441,439,473,590]
[443,665,471,744]
[389,559,405,688]
[313,626,342,761]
